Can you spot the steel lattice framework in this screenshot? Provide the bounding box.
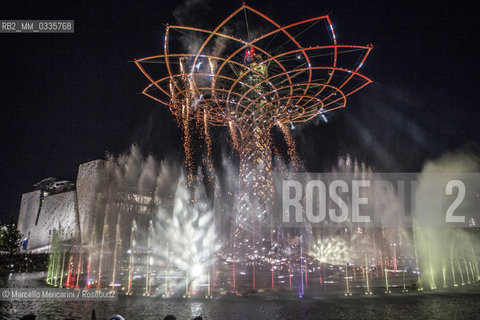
[135,4,372,234]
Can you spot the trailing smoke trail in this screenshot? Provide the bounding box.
[229,121,240,151]
[202,111,215,181]
[182,103,195,184]
[179,58,194,185]
[169,80,176,104]
[172,0,211,53]
[208,58,218,101]
[277,121,301,169]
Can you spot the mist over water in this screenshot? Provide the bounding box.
[82,145,223,294]
[413,147,480,290]
[42,143,479,298]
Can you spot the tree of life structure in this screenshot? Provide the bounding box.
[135,4,372,254]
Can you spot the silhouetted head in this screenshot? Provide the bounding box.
[164,316,176,320]
[193,317,203,320]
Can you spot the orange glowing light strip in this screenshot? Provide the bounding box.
[134,4,372,129]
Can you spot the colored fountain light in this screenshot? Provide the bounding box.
[37,4,480,299]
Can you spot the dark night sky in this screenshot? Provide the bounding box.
[0,0,478,223]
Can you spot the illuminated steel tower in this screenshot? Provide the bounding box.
[134,4,372,234]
